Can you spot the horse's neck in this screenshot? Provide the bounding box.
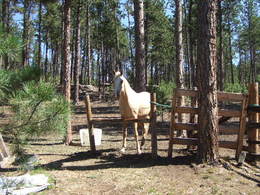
[121,78,136,96]
[119,78,137,107]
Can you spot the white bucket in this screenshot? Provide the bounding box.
[79,128,102,146]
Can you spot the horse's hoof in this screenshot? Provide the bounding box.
[120,148,126,153]
[137,150,142,155]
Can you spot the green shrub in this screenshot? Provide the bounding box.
[155,80,175,105]
[0,67,42,105]
[0,69,12,103]
[9,66,42,91]
[224,83,247,93]
[0,26,23,62]
[8,81,70,155]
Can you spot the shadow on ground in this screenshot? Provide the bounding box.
[38,150,197,171]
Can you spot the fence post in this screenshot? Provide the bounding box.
[0,133,9,158]
[168,89,177,158]
[85,95,96,153]
[248,83,259,160]
[151,93,157,158]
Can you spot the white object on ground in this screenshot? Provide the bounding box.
[0,173,50,195]
[80,128,102,146]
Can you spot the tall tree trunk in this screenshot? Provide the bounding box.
[53,44,58,78]
[63,0,72,145]
[70,27,75,83]
[175,0,185,136]
[97,49,101,91]
[37,1,42,68]
[44,33,48,80]
[188,0,195,88]
[175,0,185,89]
[1,0,10,32]
[183,0,190,88]
[22,0,31,67]
[247,1,256,83]
[144,0,149,85]
[73,0,81,104]
[228,24,234,84]
[86,0,91,85]
[114,0,120,66]
[2,0,10,69]
[227,1,234,84]
[127,0,134,73]
[197,0,219,164]
[238,38,244,85]
[134,0,146,92]
[217,0,224,91]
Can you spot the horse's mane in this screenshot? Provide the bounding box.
[120,75,136,95]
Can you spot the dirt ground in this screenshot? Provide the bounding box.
[1,93,260,195]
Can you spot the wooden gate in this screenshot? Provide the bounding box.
[168,88,248,160]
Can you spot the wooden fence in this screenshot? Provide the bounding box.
[85,83,260,161]
[168,88,249,160]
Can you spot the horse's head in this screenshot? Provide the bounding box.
[113,71,123,99]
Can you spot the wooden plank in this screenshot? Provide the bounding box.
[247,104,260,113]
[171,138,237,150]
[173,123,198,131]
[168,89,177,158]
[150,93,157,158]
[219,141,237,149]
[247,122,260,129]
[219,124,240,134]
[175,107,198,114]
[247,83,259,159]
[218,109,241,117]
[172,137,197,145]
[217,91,246,101]
[91,118,150,123]
[85,95,96,152]
[175,88,198,98]
[236,97,249,159]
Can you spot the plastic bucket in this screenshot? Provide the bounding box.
[79,128,102,146]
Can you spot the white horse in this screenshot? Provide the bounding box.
[114,71,150,154]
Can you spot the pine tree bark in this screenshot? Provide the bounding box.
[134,0,146,92]
[114,0,120,65]
[86,0,91,85]
[217,1,224,91]
[144,0,149,85]
[2,0,10,69]
[247,1,256,83]
[127,0,135,74]
[175,0,185,90]
[175,0,185,136]
[22,0,31,67]
[63,0,72,145]
[37,1,42,69]
[227,1,234,84]
[188,0,195,88]
[44,32,49,80]
[197,0,219,164]
[73,0,81,105]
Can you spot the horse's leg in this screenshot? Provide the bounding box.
[120,121,127,153]
[141,122,149,150]
[134,122,141,154]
